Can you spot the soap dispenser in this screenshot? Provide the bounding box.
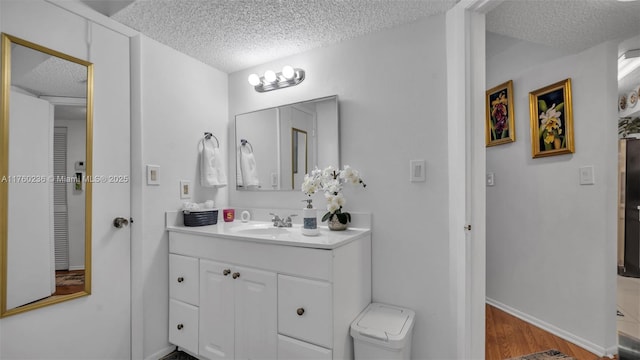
[302,199,319,236]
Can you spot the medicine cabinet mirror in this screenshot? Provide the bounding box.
[235,95,339,191]
[0,33,93,317]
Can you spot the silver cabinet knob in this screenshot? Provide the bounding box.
[297,307,305,316]
[177,324,184,330]
[177,277,184,283]
[232,272,240,279]
[113,217,129,228]
[223,269,231,276]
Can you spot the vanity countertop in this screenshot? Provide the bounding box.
[166,221,370,250]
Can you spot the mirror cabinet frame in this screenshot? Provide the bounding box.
[0,33,93,317]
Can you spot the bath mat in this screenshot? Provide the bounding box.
[159,350,198,360]
[506,349,575,360]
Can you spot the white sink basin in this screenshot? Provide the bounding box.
[228,223,291,236]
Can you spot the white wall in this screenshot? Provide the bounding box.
[130,34,229,359]
[229,15,453,359]
[485,33,618,355]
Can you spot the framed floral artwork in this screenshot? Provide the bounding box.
[529,78,574,158]
[486,80,516,147]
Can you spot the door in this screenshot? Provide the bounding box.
[200,259,235,359]
[6,91,55,309]
[446,2,488,358]
[0,20,131,359]
[234,266,277,360]
[624,139,640,276]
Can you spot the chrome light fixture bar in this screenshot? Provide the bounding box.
[247,65,305,93]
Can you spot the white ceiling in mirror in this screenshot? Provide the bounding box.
[11,44,87,98]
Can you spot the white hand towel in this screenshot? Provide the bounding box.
[239,145,260,188]
[200,139,227,188]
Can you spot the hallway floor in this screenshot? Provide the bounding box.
[618,275,640,340]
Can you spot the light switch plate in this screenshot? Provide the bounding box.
[180,180,191,199]
[579,165,595,185]
[410,160,426,182]
[487,172,495,186]
[146,164,160,185]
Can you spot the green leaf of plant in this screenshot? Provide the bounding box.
[337,212,349,224]
[538,100,548,113]
[321,212,331,222]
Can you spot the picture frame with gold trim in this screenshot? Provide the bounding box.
[529,78,574,158]
[486,80,516,147]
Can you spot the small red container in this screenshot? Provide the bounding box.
[223,209,235,222]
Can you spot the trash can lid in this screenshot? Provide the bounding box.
[350,303,416,349]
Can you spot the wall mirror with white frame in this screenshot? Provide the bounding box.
[235,95,339,191]
[0,33,93,317]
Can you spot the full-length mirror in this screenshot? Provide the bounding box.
[235,95,338,190]
[0,33,93,317]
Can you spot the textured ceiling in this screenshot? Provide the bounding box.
[89,0,640,75]
[487,0,640,55]
[110,0,458,73]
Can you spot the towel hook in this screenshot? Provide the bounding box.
[204,132,220,148]
[240,139,254,152]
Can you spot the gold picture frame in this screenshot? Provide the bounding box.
[529,78,574,158]
[486,80,516,146]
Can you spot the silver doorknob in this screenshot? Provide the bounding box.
[113,217,129,228]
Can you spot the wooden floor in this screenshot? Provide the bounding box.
[486,304,610,360]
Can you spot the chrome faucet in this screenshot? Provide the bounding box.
[269,213,297,227]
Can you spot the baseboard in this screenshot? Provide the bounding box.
[486,298,613,357]
[68,265,85,271]
[145,345,176,360]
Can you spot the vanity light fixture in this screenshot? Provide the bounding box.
[247,65,305,92]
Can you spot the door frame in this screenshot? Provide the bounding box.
[446,0,502,358]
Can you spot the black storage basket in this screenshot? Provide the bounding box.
[183,209,218,226]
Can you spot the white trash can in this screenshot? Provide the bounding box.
[350,303,416,360]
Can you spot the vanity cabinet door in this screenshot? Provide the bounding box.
[199,260,235,360]
[234,266,277,360]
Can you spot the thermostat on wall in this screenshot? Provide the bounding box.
[75,161,86,171]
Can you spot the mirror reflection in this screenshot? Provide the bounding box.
[1,33,93,317]
[235,95,339,191]
[291,128,307,190]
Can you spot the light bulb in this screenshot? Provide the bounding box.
[282,65,295,80]
[247,73,261,86]
[264,70,277,83]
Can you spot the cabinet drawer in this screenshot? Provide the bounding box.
[278,334,332,359]
[278,275,332,348]
[169,299,198,355]
[170,254,199,305]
